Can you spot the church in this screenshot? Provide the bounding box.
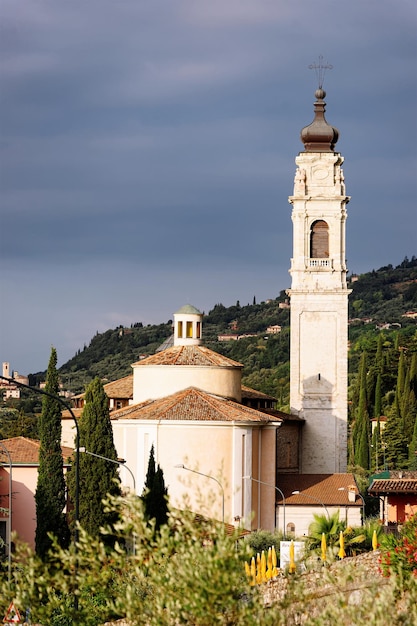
[62,84,362,535]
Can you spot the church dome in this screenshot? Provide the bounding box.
[300,89,339,152]
[175,304,202,315]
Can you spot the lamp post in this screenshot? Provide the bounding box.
[78,447,136,554]
[338,487,365,524]
[243,475,286,538]
[0,375,80,542]
[78,447,136,492]
[0,374,81,612]
[292,490,329,519]
[175,464,224,525]
[0,442,12,587]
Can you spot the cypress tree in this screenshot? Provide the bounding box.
[397,351,406,398]
[383,394,409,469]
[35,347,70,559]
[68,377,121,539]
[408,411,417,470]
[410,353,417,397]
[142,445,168,532]
[374,373,382,419]
[354,353,370,469]
[371,418,382,473]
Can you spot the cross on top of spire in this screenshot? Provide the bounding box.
[308,55,333,89]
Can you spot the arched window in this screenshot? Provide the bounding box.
[310,220,329,258]
[286,522,295,536]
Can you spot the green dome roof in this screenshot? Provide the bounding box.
[175,304,202,315]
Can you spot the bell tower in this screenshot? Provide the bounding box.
[287,79,351,473]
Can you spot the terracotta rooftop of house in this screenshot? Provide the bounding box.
[275,474,361,506]
[72,375,134,402]
[0,437,73,464]
[103,375,133,399]
[132,345,243,368]
[110,387,282,424]
[241,385,276,401]
[62,408,83,419]
[368,479,417,495]
[262,409,304,422]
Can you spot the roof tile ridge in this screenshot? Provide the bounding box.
[25,438,41,448]
[192,388,259,420]
[172,345,185,364]
[187,387,233,419]
[199,346,222,365]
[110,398,154,418]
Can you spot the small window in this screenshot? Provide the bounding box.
[196,321,201,339]
[177,321,183,338]
[186,321,193,338]
[310,220,329,258]
[287,522,295,536]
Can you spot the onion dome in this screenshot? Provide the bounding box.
[300,89,339,152]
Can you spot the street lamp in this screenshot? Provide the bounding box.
[0,442,12,587]
[243,475,286,538]
[175,464,224,525]
[78,447,136,492]
[78,447,136,554]
[292,490,329,519]
[0,374,80,612]
[338,487,365,524]
[0,375,80,543]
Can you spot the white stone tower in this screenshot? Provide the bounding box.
[287,85,350,473]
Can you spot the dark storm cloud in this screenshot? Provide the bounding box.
[0,0,416,373]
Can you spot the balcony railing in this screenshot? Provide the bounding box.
[308,258,332,269]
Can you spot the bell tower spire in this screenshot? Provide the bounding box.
[287,74,351,474]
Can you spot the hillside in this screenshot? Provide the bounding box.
[27,258,417,403]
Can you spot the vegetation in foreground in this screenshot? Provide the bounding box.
[1,498,416,626]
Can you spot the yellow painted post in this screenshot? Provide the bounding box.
[271,545,279,577]
[261,550,267,582]
[256,553,262,584]
[289,539,296,574]
[372,529,378,551]
[338,531,346,559]
[321,533,327,562]
[250,556,256,586]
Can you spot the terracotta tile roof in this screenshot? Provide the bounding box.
[103,375,133,399]
[241,385,276,401]
[262,409,304,422]
[0,437,73,464]
[62,408,83,419]
[132,345,243,368]
[368,479,417,495]
[72,375,134,401]
[110,387,282,424]
[275,474,361,507]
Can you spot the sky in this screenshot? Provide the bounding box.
[0,0,416,376]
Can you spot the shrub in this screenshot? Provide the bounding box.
[242,529,283,557]
[380,513,417,579]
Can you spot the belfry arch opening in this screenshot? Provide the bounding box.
[310,220,329,258]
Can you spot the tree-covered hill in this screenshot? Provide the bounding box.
[4,257,417,470]
[349,256,417,322]
[24,257,416,407]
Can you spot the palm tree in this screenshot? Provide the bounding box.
[307,511,345,550]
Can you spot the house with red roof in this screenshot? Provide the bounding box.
[0,437,72,551]
[368,471,417,526]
